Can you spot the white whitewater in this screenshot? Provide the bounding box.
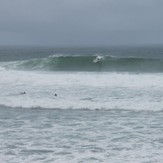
[0,67,163,111]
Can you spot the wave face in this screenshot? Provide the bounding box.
[2,55,163,72]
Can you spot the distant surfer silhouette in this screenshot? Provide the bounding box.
[93,56,104,63]
[20,92,26,95]
[93,56,103,71]
[54,93,57,96]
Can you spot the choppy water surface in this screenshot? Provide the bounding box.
[0,107,163,163]
[1,46,163,162]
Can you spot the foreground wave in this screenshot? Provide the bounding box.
[1,55,163,72]
[1,105,163,163]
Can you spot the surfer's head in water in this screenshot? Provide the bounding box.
[54,93,57,96]
[20,92,26,95]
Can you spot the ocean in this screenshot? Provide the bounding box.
[0,46,163,162]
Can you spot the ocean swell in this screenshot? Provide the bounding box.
[1,55,163,72]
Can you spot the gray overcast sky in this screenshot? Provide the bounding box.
[0,0,163,46]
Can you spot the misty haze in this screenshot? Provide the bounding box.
[0,1,163,163]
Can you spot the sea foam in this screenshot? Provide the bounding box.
[0,67,163,111]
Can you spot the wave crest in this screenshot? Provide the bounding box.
[1,55,163,72]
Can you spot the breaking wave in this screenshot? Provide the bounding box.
[1,55,163,72]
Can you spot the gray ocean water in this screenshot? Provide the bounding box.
[1,46,163,162]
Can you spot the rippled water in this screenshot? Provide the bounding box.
[1,46,163,162]
[0,106,163,163]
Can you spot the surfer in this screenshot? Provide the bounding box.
[93,56,104,63]
[20,92,26,95]
[54,93,57,96]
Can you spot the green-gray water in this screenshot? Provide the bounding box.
[1,46,163,162]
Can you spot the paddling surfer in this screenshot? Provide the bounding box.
[20,92,26,95]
